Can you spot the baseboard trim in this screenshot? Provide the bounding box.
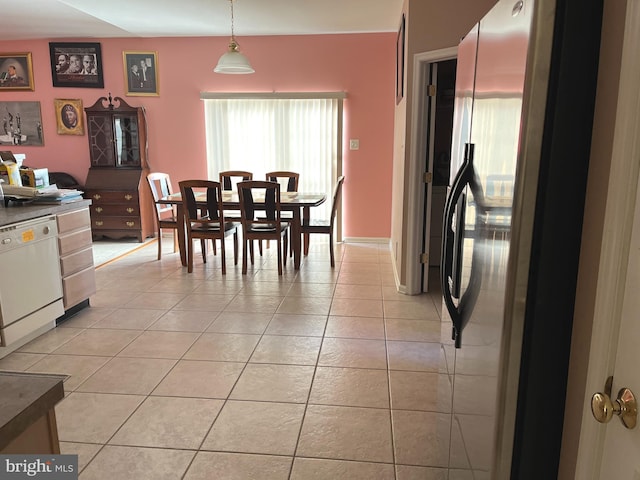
[342,237,390,245]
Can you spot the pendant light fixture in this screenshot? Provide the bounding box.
[214,0,254,74]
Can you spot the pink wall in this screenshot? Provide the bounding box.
[0,33,395,238]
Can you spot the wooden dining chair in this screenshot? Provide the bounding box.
[146,172,180,260]
[301,175,345,267]
[178,180,239,274]
[237,180,290,275]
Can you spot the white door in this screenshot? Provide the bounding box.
[595,170,640,477]
[575,1,640,476]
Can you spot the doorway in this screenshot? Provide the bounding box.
[421,59,457,292]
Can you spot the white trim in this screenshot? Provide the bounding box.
[405,47,458,294]
[200,91,347,99]
[575,1,640,477]
[342,237,390,244]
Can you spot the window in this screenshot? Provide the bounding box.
[202,93,344,220]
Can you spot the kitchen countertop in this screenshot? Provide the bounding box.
[0,372,65,451]
[0,199,91,227]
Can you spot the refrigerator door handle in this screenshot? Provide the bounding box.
[441,143,474,346]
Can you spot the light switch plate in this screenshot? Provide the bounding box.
[349,139,359,150]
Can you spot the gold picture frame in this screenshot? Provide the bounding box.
[123,51,159,96]
[0,52,35,91]
[54,99,84,135]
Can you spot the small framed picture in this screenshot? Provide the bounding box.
[396,14,405,105]
[0,101,44,146]
[54,99,84,136]
[123,51,159,96]
[49,42,104,88]
[0,53,35,91]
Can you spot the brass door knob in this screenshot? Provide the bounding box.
[591,387,637,429]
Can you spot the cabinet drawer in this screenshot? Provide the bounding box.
[91,204,140,216]
[63,267,96,310]
[57,208,90,234]
[91,217,141,230]
[86,190,139,204]
[60,246,94,277]
[58,228,93,256]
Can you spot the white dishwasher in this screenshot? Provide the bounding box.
[0,215,64,358]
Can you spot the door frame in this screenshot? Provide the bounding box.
[406,47,457,294]
[574,0,640,476]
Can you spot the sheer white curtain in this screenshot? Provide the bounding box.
[202,95,343,219]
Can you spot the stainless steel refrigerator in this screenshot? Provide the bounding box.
[440,0,602,477]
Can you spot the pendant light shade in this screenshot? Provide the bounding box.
[215,39,254,74]
[214,0,254,74]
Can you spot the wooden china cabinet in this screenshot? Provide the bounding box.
[83,95,154,241]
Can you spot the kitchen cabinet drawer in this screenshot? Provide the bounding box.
[85,190,140,204]
[60,246,94,277]
[57,208,91,234]
[91,217,141,230]
[58,228,93,256]
[62,267,96,310]
[91,204,140,216]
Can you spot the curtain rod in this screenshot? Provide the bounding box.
[200,92,347,100]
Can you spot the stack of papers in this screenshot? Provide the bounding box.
[3,184,84,203]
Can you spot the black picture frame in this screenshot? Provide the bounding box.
[123,51,159,96]
[396,14,405,105]
[49,42,104,88]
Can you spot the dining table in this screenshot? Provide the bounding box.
[157,190,327,270]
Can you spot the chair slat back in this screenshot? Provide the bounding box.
[266,171,299,192]
[147,172,175,220]
[237,180,281,226]
[220,170,253,191]
[330,176,345,228]
[179,180,224,227]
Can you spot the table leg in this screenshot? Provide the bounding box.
[292,207,301,269]
[176,203,187,266]
[302,206,310,256]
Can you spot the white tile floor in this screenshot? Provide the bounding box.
[0,237,456,480]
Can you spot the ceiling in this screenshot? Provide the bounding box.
[0,0,404,41]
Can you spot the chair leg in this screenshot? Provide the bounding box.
[157,229,162,260]
[172,230,178,253]
[304,232,310,256]
[187,239,194,273]
[276,237,283,275]
[329,232,335,268]
[233,231,239,265]
[249,241,255,265]
[282,231,288,267]
[201,239,207,263]
[258,240,263,256]
[220,237,226,275]
[242,235,248,274]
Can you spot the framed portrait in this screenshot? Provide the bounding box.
[396,14,405,105]
[54,99,84,136]
[49,42,104,88]
[123,51,159,96]
[0,101,44,146]
[0,53,34,91]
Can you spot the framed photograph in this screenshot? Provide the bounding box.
[123,51,159,96]
[0,53,34,91]
[0,101,44,146]
[49,42,104,88]
[54,99,84,135]
[396,14,405,105]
